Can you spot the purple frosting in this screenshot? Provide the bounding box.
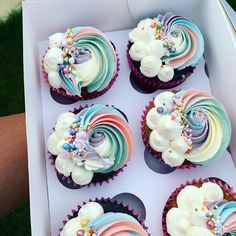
[89,131,105,147]
[187,110,209,147]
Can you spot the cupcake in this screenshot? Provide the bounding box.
[127,12,204,92]
[47,104,134,188]
[163,178,236,236]
[43,27,119,100]
[60,198,149,236]
[141,89,231,169]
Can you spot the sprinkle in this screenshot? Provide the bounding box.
[206,219,215,229]
[70,129,76,135]
[157,107,164,114]
[63,143,70,150]
[63,57,69,64]
[151,22,157,28]
[170,47,176,53]
[61,41,67,47]
[76,229,85,236]
[67,37,74,45]
[61,51,67,58]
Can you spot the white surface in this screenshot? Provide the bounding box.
[221,0,236,31]
[39,29,236,235]
[23,0,236,235]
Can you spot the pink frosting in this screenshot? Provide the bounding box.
[224,212,236,231]
[98,220,149,236]
[181,88,213,109]
[73,27,117,65]
[88,113,134,169]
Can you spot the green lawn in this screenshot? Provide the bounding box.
[0,11,24,117]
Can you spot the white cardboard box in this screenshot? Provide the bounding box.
[23,0,236,235]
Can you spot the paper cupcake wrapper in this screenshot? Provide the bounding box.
[127,42,195,92]
[48,105,129,189]
[42,49,120,101]
[162,178,236,236]
[141,99,200,170]
[59,197,150,235]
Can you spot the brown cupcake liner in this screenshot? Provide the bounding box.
[141,99,200,170]
[42,49,120,101]
[127,42,195,92]
[48,105,129,189]
[162,178,236,236]
[59,197,150,235]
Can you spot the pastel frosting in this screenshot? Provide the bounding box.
[146,89,231,167]
[44,27,117,97]
[214,201,236,235]
[129,12,204,81]
[166,182,236,236]
[47,105,133,185]
[61,202,148,236]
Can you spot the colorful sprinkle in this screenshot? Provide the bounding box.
[157,107,164,114]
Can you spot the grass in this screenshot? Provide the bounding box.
[0,202,31,235]
[0,10,24,117]
[228,0,236,10]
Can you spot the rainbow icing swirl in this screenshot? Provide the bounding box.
[214,201,236,235]
[47,105,133,185]
[146,89,231,167]
[87,212,148,235]
[60,202,148,236]
[160,12,204,70]
[44,27,117,96]
[129,12,204,81]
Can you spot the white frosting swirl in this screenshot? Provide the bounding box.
[189,206,208,227]
[47,112,95,185]
[49,33,64,48]
[129,18,156,43]
[146,40,164,58]
[166,208,191,236]
[44,47,63,73]
[154,91,174,107]
[146,108,161,130]
[71,165,94,185]
[48,71,62,88]
[129,18,175,81]
[166,183,224,236]
[60,217,83,236]
[78,202,104,226]
[149,130,169,152]
[55,155,74,177]
[140,56,162,77]
[200,182,224,203]
[162,148,186,167]
[185,226,213,236]
[177,186,204,212]
[158,65,174,82]
[129,41,147,61]
[60,202,104,236]
[156,115,182,140]
[54,113,76,138]
[47,132,60,155]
